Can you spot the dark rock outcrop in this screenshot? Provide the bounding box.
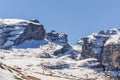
[14,23,45,45]
[29,19,40,23]
[77,28,120,71]
[46,30,68,46]
[43,61,69,69]
[79,34,108,61]
[0,19,45,49]
[36,53,51,58]
[102,44,120,70]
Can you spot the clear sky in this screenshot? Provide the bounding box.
[0,0,120,44]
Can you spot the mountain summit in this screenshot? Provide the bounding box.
[78,28,120,71]
[0,19,45,49]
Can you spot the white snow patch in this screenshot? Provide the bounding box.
[3,41,14,48]
[0,19,40,26]
[0,68,15,80]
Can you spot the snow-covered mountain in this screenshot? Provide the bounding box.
[0,19,120,80]
[78,28,120,71]
[0,19,45,49]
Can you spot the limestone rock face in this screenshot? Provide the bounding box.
[14,23,45,45]
[0,19,45,49]
[46,30,68,46]
[79,34,108,60]
[77,28,120,71]
[102,44,120,70]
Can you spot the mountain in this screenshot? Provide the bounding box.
[0,19,45,49]
[0,19,119,80]
[78,28,120,71]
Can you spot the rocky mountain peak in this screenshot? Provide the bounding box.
[0,19,45,49]
[77,28,120,71]
[106,28,120,35]
[98,28,120,35]
[46,30,68,46]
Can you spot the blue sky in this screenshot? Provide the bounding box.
[0,0,120,44]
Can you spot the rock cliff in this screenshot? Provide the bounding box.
[78,28,120,71]
[0,19,45,49]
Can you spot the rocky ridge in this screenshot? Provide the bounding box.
[78,28,120,71]
[0,19,45,49]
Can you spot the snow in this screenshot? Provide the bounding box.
[13,39,48,48]
[0,19,27,25]
[0,47,107,80]
[0,33,112,80]
[3,41,14,47]
[104,28,120,45]
[28,73,69,80]
[79,28,120,46]
[76,58,99,67]
[0,68,15,80]
[72,45,82,52]
[105,34,120,45]
[8,35,20,41]
[0,18,40,26]
[105,71,120,77]
[9,29,24,35]
[87,33,97,42]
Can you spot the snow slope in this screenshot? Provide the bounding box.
[0,42,113,80]
[0,68,15,80]
[0,19,40,25]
